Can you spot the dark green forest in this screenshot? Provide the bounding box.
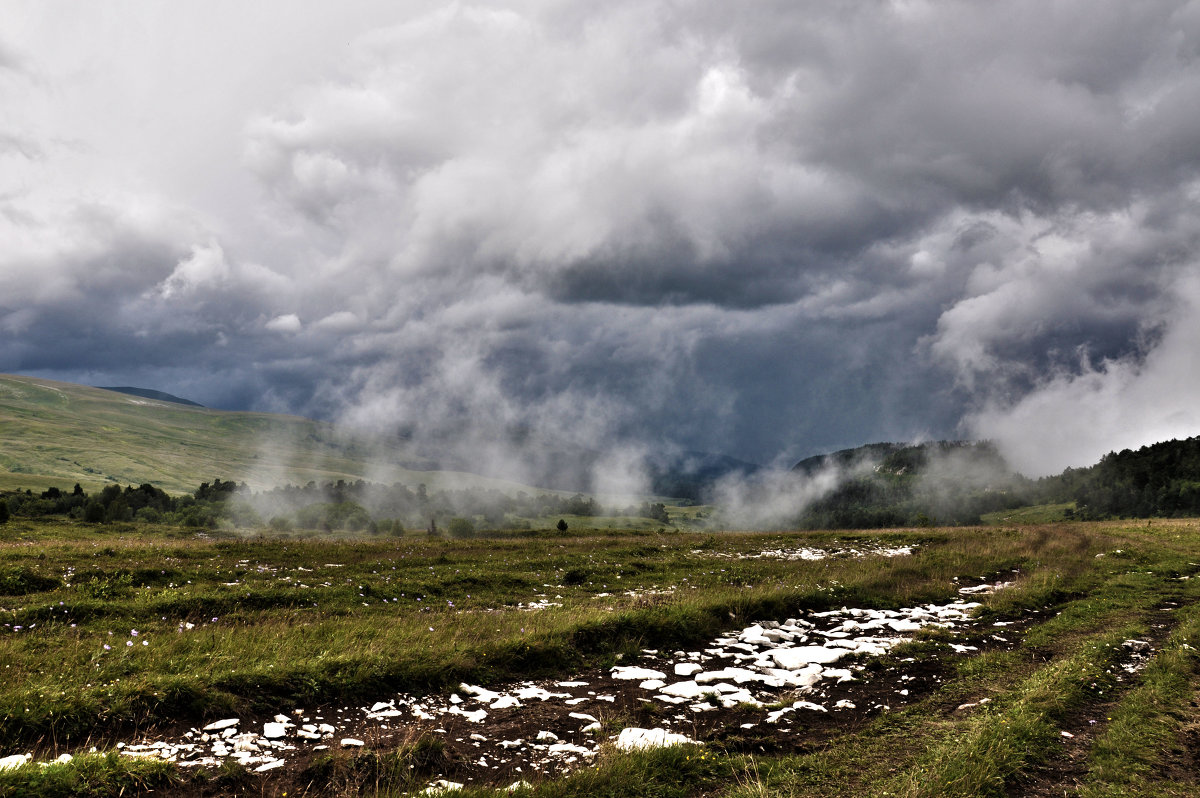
[789,436,1200,527]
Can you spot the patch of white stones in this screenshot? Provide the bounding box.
[609,600,982,723]
[2,593,999,792]
[698,543,917,561]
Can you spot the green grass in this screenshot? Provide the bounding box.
[0,752,178,797]
[0,373,545,494]
[980,502,1077,525]
[4,517,1200,796]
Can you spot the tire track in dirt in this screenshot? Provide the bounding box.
[1005,600,1186,798]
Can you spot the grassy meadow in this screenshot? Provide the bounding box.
[1,516,1200,796]
[0,375,537,495]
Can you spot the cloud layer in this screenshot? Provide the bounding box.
[4,0,1200,481]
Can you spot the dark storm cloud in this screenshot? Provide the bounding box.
[4,1,1200,485]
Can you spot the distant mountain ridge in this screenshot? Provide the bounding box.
[0,374,752,501]
[97,386,205,407]
[0,374,515,495]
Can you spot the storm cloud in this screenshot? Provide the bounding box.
[4,0,1200,483]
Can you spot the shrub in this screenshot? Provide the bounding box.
[447,517,475,538]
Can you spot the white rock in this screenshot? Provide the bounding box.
[536,731,559,741]
[822,668,855,683]
[203,718,240,732]
[614,727,698,751]
[273,714,292,724]
[569,712,599,723]
[254,759,286,772]
[737,624,765,641]
[515,686,569,701]
[421,779,464,795]
[0,754,31,771]
[341,738,365,748]
[460,684,503,703]
[769,646,849,669]
[610,666,667,681]
[639,679,666,690]
[491,696,522,710]
[263,723,288,739]
[887,619,924,632]
[674,662,703,677]
[659,680,707,699]
[548,742,593,755]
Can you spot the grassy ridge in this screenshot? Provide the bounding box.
[0,374,535,495]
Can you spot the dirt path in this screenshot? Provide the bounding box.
[1006,601,1188,798]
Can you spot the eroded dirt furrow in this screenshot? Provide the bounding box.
[1005,600,1187,798]
[57,591,1043,796]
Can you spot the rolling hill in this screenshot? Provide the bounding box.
[0,374,537,495]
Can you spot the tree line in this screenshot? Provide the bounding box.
[0,477,677,534]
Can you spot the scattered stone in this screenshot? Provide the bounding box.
[614,727,698,750]
[202,718,239,732]
[0,754,31,771]
[341,738,365,748]
[610,666,666,681]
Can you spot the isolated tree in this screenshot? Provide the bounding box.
[83,499,104,523]
[556,518,568,532]
[0,501,9,524]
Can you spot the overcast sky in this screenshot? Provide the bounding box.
[4,0,1200,479]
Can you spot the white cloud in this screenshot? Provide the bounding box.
[5,1,1200,477]
[967,271,1200,476]
[265,313,302,333]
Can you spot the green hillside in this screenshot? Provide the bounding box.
[0,374,531,495]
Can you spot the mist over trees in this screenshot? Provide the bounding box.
[7,436,1200,533]
[787,441,1034,529]
[0,477,676,534]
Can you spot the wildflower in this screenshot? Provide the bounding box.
[131,630,138,637]
[126,641,133,647]
[103,644,111,651]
